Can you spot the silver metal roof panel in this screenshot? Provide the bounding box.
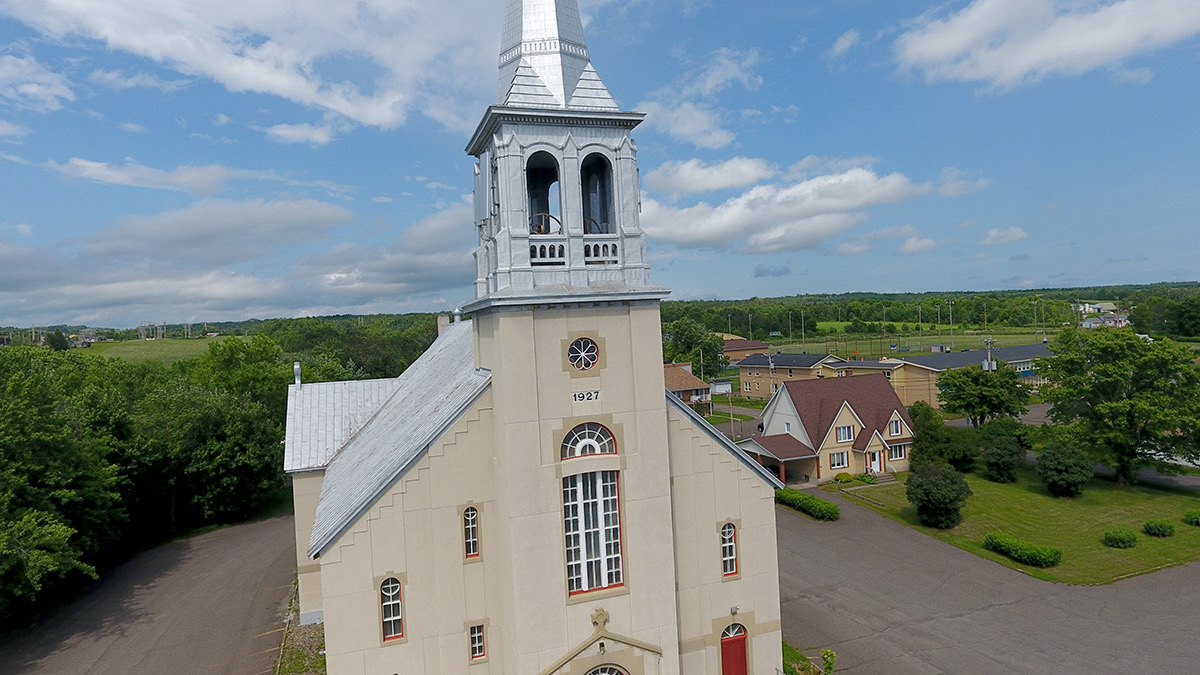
[307,320,491,557]
[283,377,405,473]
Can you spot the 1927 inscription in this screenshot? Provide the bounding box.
[572,390,600,402]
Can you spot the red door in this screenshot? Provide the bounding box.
[720,624,748,675]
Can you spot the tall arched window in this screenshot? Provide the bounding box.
[563,470,622,594]
[527,151,561,234]
[581,153,613,234]
[464,507,479,559]
[721,523,738,576]
[720,623,748,675]
[561,422,616,459]
[381,578,403,640]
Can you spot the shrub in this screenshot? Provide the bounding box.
[982,531,1062,567]
[912,424,980,473]
[983,436,1023,483]
[855,473,877,484]
[905,462,972,529]
[1144,519,1176,537]
[1036,443,1093,497]
[775,488,841,521]
[833,472,853,484]
[1183,510,1200,527]
[978,416,1032,450]
[1102,527,1137,549]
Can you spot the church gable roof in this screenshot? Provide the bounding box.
[283,377,404,473]
[308,320,491,557]
[666,392,784,489]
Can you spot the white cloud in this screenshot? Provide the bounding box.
[372,195,393,203]
[118,122,147,133]
[938,167,991,197]
[213,113,231,126]
[644,157,777,196]
[830,30,861,57]
[642,167,932,253]
[788,155,881,180]
[43,156,352,197]
[1,1,512,131]
[982,226,1029,245]
[263,122,336,145]
[835,241,872,256]
[684,48,762,97]
[637,100,734,149]
[0,120,28,137]
[82,198,353,267]
[899,236,937,254]
[895,0,1200,88]
[0,54,74,110]
[89,69,188,92]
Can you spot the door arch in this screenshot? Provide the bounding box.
[720,623,748,675]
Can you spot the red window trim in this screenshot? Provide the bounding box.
[469,624,486,659]
[721,523,738,577]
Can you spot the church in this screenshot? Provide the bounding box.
[283,1,785,672]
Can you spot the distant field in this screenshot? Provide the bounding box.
[770,328,1055,359]
[88,336,244,366]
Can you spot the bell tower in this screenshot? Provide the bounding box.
[463,0,666,313]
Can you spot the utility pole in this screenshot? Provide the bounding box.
[801,310,805,350]
[788,311,792,342]
[983,337,997,372]
[947,299,955,349]
[748,313,753,340]
[918,306,922,349]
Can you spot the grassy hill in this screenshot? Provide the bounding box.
[87,336,243,366]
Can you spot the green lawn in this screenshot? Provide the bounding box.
[704,413,754,424]
[843,465,1200,584]
[711,394,767,410]
[88,335,243,366]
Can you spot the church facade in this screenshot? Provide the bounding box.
[284,2,784,673]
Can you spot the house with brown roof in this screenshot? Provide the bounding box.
[736,373,914,484]
[663,362,710,404]
[722,338,769,363]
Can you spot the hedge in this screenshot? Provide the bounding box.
[982,531,1062,567]
[833,472,853,484]
[1102,527,1137,549]
[776,488,841,521]
[1183,510,1200,527]
[1143,519,1175,537]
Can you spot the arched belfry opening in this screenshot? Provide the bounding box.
[581,153,613,235]
[527,151,561,235]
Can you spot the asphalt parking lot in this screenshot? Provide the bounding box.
[0,513,295,675]
[777,494,1200,674]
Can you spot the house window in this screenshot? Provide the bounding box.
[788,369,793,378]
[754,382,760,391]
[771,382,778,393]
[720,523,737,576]
[784,422,791,433]
[381,578,403,640]
[743,381,751,392]
[889,444,907,461]
[836,425,853,442]
[830,451,849,470]
[890,419,902,436]
[469,624,485,659]
[561,423,616,459]
[884,370,892,380]
[464,507,479,559]
[563,471,622,594]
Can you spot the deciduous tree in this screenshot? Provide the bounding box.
[1041,328,1200,484]
[937,364,1028,429]
[662,317,727,381]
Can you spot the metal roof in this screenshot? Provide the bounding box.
[738,352,829,368]
[666,392,784,490]
[892,343,1052,371]
[307,320,491,557]
[283,377,404,473]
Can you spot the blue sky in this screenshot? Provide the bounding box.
[2,0,1199,328]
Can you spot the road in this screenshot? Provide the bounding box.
[0,513,295,675]
[777,495,1200,674]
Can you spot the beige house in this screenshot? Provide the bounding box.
[737,374,914,484]
[283,3,784,673]
[663,363,710,404]
[722,339,769,363]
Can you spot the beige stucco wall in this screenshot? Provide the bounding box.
[890,364,939,408]
[291,470,325,622]
[817,405,864,479]
[667,407,784,674]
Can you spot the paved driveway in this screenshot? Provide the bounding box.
[777,495,1200,674]
[0,513,295,675]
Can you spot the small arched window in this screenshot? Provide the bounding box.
[527,151,561,234]
[561,422,616,459]
[581,153,613,234]
[721,523,737,576]
[381,578,403,640]
[464,507,479,559]
[586,668,628,675]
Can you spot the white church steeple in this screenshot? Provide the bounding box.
[498,0,618,110]
[463,0,667,314]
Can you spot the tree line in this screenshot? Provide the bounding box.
[0,314,437,624]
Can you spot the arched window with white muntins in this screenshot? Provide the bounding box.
[561,422,616,459]
[381,577,403,640]
[721,523,737,576]
[563,470,622,594]
[586,667,628,675]
[464,507,479,559]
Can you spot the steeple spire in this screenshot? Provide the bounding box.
[498,0,618,110]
